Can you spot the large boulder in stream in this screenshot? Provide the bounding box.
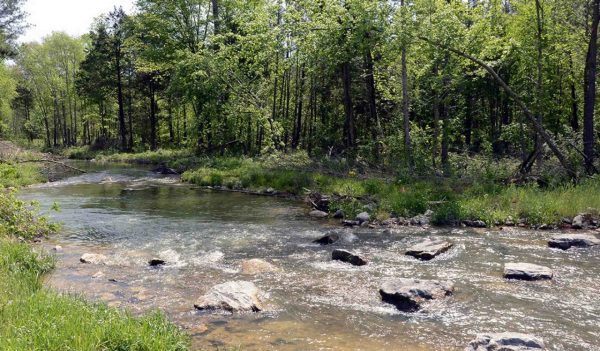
[332,249,367,266]
[380,279,454,312]
[405,238,453,261]
[194,281,263,312]
[80,253,108,265]
[548,234,600,250]
[465,332,546,350]
[240,259,278,275]
[503,263,553,281]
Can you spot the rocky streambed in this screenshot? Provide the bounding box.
[22,165,600,350]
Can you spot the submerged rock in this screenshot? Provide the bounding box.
[148,259,166,267]
[503,263,553,281]
[91,271,105,279]
[379,278,454,312]
[332,249,367,266]
[465,332,546,350]
[52,245,63,252]
[313,233,340,245]
[356,212,371,224]
[548,234,600,250]
[405,239,453,261]
[309,210,329,218]
[80,253,108,265]
[240,259,278,275]
[151,164,178,175]
[194,281,263,312]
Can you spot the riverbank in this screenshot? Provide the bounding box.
[0,143,189,350]
[70,147,600,229]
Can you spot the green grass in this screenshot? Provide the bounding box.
[0,239,189,351]
[182,154,600,227]
[63,147,600,227]
[0,161,190,351]
[0,163,45,188]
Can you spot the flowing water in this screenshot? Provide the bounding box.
[20,164,600,351]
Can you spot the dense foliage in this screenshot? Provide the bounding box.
[2,0,600,182]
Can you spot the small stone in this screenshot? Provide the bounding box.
[342,220,360,227]
[309,210,329,218]
[92,271,105,279]
[356,212,371,224]
[572,214,586,229]
[148,259,166,267]
[379,278,454,312]
[548,234,600,250]
[52,245,63,252]
[465,332,546,350]
[505,216,515,226]
[333,209,345,219]
[503,263,553,281]
[194,281,263,312]
[313,233,340,245]
[406,239,453,261]
[80,253,108,265]
[464,220,487,228]
[332,249,367,266]
[240,259,278,275]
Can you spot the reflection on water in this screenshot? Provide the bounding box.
[21,164,600,351]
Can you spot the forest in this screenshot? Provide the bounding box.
[0,0,599,183]
[3,1,600,351]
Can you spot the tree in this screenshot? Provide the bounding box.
[0,0,27,58]
[583,0,599,174]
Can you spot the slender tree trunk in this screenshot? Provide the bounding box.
[364,48,382,160]
[149,81,158,151]
[341,62,356,149]
[401,37,412,166]
[583,0,599,173]
[534,0,544,165]
[115,46,127,151]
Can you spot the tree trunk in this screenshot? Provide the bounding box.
[583,0,599,173]
[341,62,356,149]
[364,48,382,160]
[115,45,127,151]
[401,38,412,166]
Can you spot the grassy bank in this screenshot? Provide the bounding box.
[0,156,189,350]
[62,147,600,227]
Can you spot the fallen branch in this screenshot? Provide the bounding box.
[16,159,87,173]
[420,36,577,181]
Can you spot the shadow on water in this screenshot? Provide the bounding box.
[21,163,600,351]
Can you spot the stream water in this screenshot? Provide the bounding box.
[20,164,600,351]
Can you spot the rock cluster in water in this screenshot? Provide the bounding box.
[465,332,546,350]
[379,278,454,312]
[194,281,263,312]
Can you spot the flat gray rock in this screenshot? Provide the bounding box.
[332,249,367,266]
[194,281,263,312]
[504,263,553,281]
[548,234,600,250]
[379,278,454,312]
[465,332,546,350]
[313,233,340,245]
[406,239,453,260]
[309,210,328,218]
[356,212,371,224]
